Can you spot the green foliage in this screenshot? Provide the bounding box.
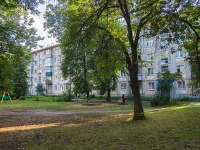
[36,83,45,96]
[157,70,182,102]
[0,0,44,94]
[19,96,26,100]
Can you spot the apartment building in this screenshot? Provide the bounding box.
[28,37,193,97]
[28,44,69,95]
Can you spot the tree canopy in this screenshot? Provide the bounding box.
[0,0,44,96]
[44,0,200,120]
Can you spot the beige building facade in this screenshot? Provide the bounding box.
[28,37,193,97]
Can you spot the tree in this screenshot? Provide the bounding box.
[36,83,45,95]
[0,0,44,96]
[44,0,199,120]
[157,70,182,103]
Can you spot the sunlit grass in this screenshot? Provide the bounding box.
[0,107,199,150]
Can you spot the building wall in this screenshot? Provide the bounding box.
[28,37,192,97]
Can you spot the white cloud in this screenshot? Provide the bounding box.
[31,3,58,50]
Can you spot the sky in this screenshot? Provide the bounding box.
[31,3,58,51]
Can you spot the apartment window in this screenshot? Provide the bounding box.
[121,83,127,89]
[60,85,63,90]
[177,65,184,73]
[54,57,57,62]
[178,81,186,89]
[35,70,37,74]
[54,85,57,91]
[138,67,142,75]
[34,78,37,82]
[121,71,126,77]
[147,54,154,61]
[146,40,153,47]
[147,68,154,75]
[44,51,46,55]
[161,58,168,64]
[176,50,184,58]
[39,77,41,83]
[161,65,168,72]
[148,82,155,90]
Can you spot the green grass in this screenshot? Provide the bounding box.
[0,106,199,150]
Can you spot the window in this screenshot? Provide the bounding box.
[177,65,184,73]
[35,70,37,74]
[147,54,154,61]
[161,58,168,64]
[178,81,186,89]
[44,58,53,66]
[54,85,57,91]
[148,82,155,90]
[161,65,168,72]
[121,83,126,89]
[121,71,126,77]
[39,77,41,83]
[138,67,142,75]
[176,50,184,58]
[146,40,153,47]
[147,68,154,75]
[34,78,37,82]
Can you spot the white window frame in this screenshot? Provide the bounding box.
[121,83,127,90]
[161,65,168,72]
[147,68,154,75]
[146,40,153,47]
[177,81,186,89]
[147,54,154,61]
[148,82,155,90]
[177,65,184,73]
[120,71,126,77]
[176,50,184,58]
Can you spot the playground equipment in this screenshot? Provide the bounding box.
[1,91,12,104]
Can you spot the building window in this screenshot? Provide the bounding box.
[120,71,126,77]
[54,85,57,91]
[148,82,155,90]
[121,83,126,89]
[161,58,168,64]
[34,78,37,82]
[146,40,153,47]
[35,70,37,74]
[138,67,142,75]
[176,50,184,58]
[161,65,168,72]
[177,65,184,73]
[178,81,186,89]
[147,54,154,61]
[147,68,154,75]
[39,77,41,83]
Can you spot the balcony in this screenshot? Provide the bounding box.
[45,79,53,85]
[46,72,53,76]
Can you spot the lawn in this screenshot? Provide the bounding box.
[0,99,199,150]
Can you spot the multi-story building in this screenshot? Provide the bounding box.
[28,37,193,97]
[28,44,69,95]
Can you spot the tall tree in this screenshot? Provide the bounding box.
[44,0,199,120]
[0,0,44,95]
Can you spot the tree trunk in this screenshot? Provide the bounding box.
[129,64,145,120]
[86,90,90,102]
[106,88,111,102]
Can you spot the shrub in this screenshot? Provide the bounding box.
[150,97,160,106]
[19,96,26,100]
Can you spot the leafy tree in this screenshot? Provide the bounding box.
[44,0,199,120]
[157,70,182,103]
[36,83,45,95]
[0,0,44,95]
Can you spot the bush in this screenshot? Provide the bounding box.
[19,96,26,100]
[57,92,75,102]
[150,97,161,106]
